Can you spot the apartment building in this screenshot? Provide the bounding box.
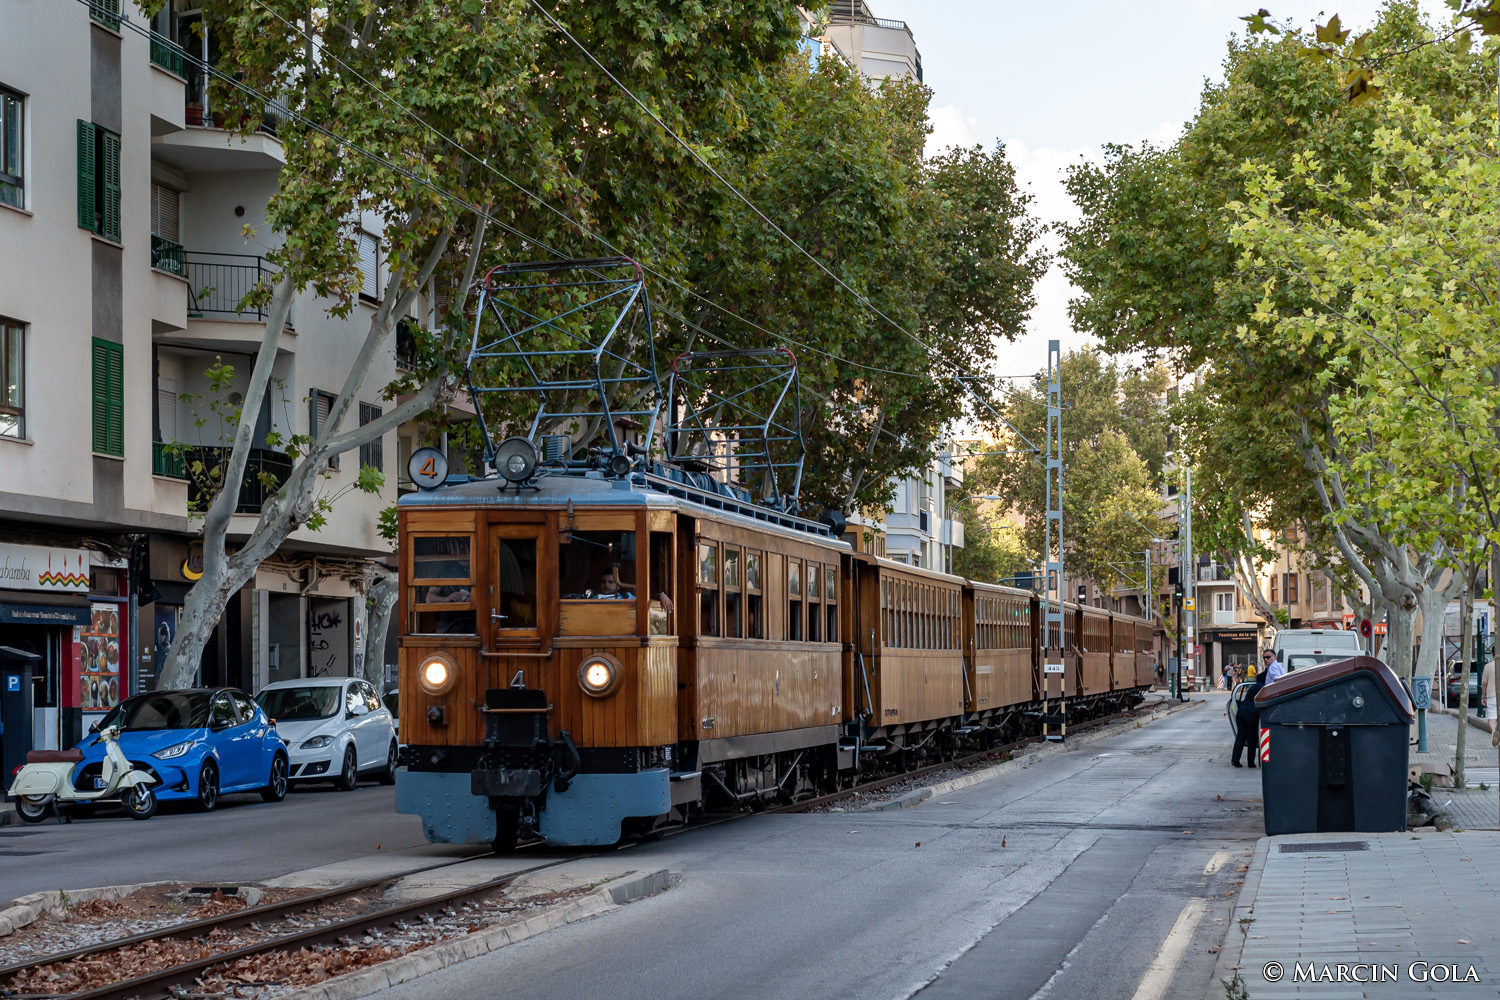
[0,0,396,760]
[807,1,924,83]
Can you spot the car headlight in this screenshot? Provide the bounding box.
[578,653,621,698]
[300,735,334,750]
[153,741,193,760]
[418,653,457,696]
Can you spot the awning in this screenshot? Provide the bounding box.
[0,590,92,626]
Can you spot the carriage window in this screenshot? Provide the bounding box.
[807,564,821,642]
[496,536,538,630]
[746,551,764,639]
[724,547,743,638]
[788,560,803,641]
[559,530,637,599]
[410,535,475,634]
[825,564,838,643]
[699,542,719,636]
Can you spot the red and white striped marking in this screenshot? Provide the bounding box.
[1259,727,1270,763]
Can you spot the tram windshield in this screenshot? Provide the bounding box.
[559,530,637,600]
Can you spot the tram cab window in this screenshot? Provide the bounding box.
[806,564,821,642]
[409,536,476,634]
[649,532,674,636]
[495,535,539,630]
[788,560,803,641]
[825,563,838,643]
[559,530,637,600]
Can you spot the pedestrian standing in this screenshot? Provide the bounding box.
[1231,676,1265,768]
[1482,660,1497,749]
[1261,648,1285,684]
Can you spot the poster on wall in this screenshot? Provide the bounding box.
[153,606,180,693]
[81,602,122,711]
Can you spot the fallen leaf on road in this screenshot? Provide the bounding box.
[1216,795,1223,801]
[1001,838,1006,847]
[1181,830,1196,835]
[1207,946,1220,954]
[915,842,921,848]
[1326,910,1337,914]
[1330,896,1344,900]
[1459,939,1472,945]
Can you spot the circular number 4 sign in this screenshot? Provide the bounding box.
[408,447,449,490]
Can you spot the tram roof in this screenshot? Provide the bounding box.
[400,471,852,551]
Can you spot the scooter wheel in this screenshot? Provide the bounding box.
[16,796,52,824]
[123,785,157,820]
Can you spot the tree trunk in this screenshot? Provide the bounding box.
[365,568,399,689]
[1457,574,1472,788]
[1384,591,1419,681]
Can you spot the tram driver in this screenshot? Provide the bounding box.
[598,568,634,600]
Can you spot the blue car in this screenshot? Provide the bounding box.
[76,688,288,811]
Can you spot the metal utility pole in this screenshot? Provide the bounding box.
[1042,340,1066,742]
[1181,464,1195,697]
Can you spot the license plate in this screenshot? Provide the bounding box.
[93,777,106,789]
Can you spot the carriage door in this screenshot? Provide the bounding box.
[487,523,545,644]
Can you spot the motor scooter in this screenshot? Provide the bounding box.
[7,725,158,822]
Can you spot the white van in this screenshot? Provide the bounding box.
[1273,628,1365,673]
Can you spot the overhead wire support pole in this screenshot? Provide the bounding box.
[1043,340,1065,742]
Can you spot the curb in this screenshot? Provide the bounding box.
[1203,836,1271,998]
[0,881,173,938]
[866,697,1197,812]
[276,868,673,1000]
[1436,706,1492,734]
[0,804,17,828]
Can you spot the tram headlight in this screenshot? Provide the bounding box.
[577,654,621,698]
[495,436,539,483]
[418,653,457,696]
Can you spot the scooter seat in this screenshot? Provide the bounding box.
[26,749,84,763]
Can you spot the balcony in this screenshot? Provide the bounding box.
[185,252,291,327]
[184,446,293,514]
[1213,610,1237,625]
[1197,563,1234,583]
[149,32,185,76]
[152,441,187,479]
[151,235,185,277]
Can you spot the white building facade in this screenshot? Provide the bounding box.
[0,0,396,760]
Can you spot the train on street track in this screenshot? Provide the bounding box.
[393,256,1157,850]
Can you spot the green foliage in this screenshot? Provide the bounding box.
[968,349,1170,594]
[377,506,398,544]
[950,502,1033,584]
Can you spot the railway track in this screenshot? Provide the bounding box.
[0,852,576,1000]
[2,696,1172,998]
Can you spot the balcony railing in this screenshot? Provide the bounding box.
[152,441,187,479]
[1197,563,1234,582]
[149,32,185,76]
[184,447,293,514]
[151,235,185,277]
[89,0,122,31]
[182,55,288,137]
[1213,610,1237,625]
[184,251,291,326]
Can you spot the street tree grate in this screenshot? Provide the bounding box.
[1278,841,1369,853]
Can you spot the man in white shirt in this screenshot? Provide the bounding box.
[1262,648,1286,684]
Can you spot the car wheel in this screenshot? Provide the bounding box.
[196,760,219,812]
[16,796,52,823]
[260,754,288,802]
[377,742,398,786]
[123,784,158,820]
[334,746,358,792]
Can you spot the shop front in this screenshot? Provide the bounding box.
[1204,626,1262,683]
[0,541,94,761]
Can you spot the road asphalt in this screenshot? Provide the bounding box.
[366,700,1265,1000]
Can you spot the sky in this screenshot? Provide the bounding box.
[874,0,1452,379]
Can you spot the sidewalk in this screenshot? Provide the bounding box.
[1213,831,1500,998]
[1412,709,1499,831]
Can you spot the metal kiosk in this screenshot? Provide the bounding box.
[1256,655,1414,835]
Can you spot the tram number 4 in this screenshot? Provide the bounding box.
[1043,662,1065,674]
[420,457,436,477]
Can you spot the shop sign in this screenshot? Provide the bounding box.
[0,542,90,594]
[0,603,91,626]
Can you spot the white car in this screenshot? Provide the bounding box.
[255,678,397,790]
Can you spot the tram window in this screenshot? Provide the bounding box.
[788,560,803,641]
[825,564,837,643]
[698,542,719,637]
[410,535,475,634]
[724,547,743,639]
[746,551,764,639]
[649,532,673,636]
[496,537,538,630]
[559,530,637,600]
[807,564,821,642]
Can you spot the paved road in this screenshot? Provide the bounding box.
[375,700,1264,1000]
[0,780,472,902]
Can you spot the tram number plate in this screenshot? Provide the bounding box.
[1043,662,1065,674]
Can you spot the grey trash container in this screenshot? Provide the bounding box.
[1256,655,1414,835]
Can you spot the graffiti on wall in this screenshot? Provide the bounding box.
[308,600,350,677]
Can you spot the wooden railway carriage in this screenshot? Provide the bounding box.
[966,583,1034,715]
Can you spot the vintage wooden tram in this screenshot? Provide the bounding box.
[392,255,1158,848]
[393,466,1157,848]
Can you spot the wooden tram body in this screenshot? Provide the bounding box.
[394,473,1160,848]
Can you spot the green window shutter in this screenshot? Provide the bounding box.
[106,341,124,455]
[91,339,124,456]
[77,120,96,232]
[91,338,109,452]
[101,130,121,242]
